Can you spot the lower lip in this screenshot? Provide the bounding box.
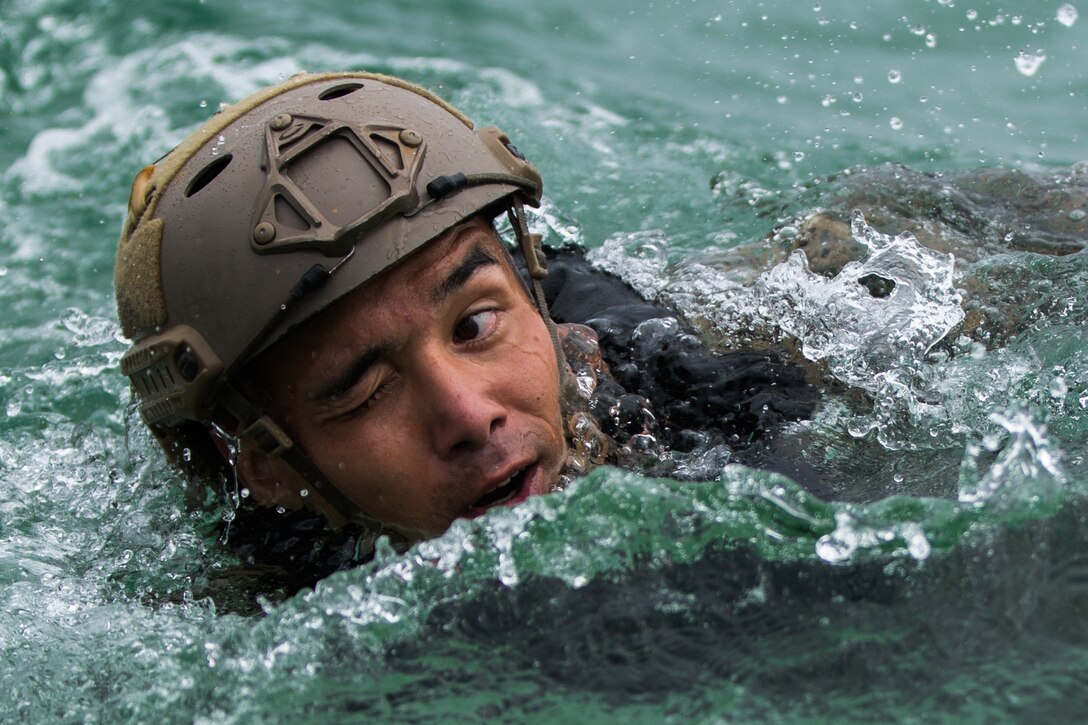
[463,463,539,520]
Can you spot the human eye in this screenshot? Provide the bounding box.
[331,378,393,422]
[453,308,499,344]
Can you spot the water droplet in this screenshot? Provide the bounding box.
[888,69,902,83]
[1051,377,1069,398]
[890,116,904,130]
[1057,3,1078,27]
[1014,49,1047,77]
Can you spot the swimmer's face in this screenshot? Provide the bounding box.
[244,217,567,539]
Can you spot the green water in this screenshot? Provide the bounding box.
[3,0,1088,721]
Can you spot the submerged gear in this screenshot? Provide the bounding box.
[115,72,548,529]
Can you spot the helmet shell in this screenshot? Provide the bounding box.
[116,72,541,427]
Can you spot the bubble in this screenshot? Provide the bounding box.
[1014,49,1047,76]
[925,33,937,47]
[199,99,208,108]
[967,9,978,20]
[812,2,821,10]
[6,400,21,417]
[888,69,902,83]
[794,151,805,161]
[890,117,904,130]
[1057,3,1078,27]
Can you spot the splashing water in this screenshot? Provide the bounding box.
[1057,4,1079,27]
[1015,49,1047,76]
[593,210,967,449]
[958,411,1065,510]
[755,210,963,388]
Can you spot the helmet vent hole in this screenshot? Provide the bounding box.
[318,83,364,101]
[185,155,233,198]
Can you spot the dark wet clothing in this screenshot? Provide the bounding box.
[539,246,819,468]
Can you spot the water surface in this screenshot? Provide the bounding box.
[3,0,1088,721]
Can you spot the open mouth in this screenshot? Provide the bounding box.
[472,466,530,509]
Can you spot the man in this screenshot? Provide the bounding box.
[115,72,816,573]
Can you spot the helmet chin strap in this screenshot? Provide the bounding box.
[508,200,571,392]
[216,381,420,547]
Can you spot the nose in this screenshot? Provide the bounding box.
[421,356,507,456]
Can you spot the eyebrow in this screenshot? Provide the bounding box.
[432,244,499,306]
[311,344,389,403]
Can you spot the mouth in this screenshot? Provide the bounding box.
[464,463,537,519]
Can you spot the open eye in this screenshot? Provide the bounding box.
[453,309,498,343]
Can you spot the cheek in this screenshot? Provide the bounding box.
[507,319,562,414]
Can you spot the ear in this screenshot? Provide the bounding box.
[208,428,305,510]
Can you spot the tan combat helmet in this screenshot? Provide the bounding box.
[115,71,553,530]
